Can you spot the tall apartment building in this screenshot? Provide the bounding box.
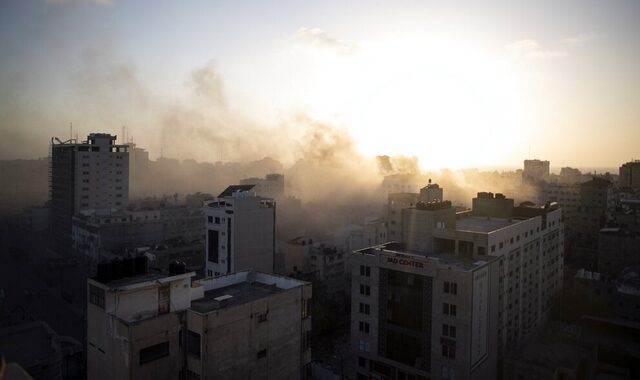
[87,260,312,380]
[619,160,640,191]
[204,185,275,277]
[239,173,285,199]
[351,193,564,380]
[50,133,129,251]
[523,159,550,184]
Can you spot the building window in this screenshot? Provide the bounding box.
[442,340,456,359]
[89,284,105,308]
[215,217,221,224]
[360,265,371,277]
[187,330,201,358]
[257,349,267,359]
[139,341,169,365]
[443,303,457,316]
[491,245,496,253]
[444,281,457,295]
[360,284,370,296]
[258,312,268,323]
[207,216,213,223]
[358,340,370,352]
[359,321,370,333]
[442,324,456,338]
[359,303,370,315]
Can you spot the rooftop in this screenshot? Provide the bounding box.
[190,271,308,313]
[218,184,255,197]
[355,242,496,272]
[455,215,522,233]
[190,281,283,313]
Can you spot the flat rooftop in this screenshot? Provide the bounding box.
[455,216,524,233]
[190,281,283,313]
[356,242,496,272]
[91,270,195,290]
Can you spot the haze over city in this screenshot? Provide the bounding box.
[1,0,639,169]
[1,2,640,380]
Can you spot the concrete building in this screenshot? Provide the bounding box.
[280,236,313,277]
[204,185,276,277]
[419,181,444,203]
[351,193,564,379]
[574,268,640,322]
[71,206,204,260]
[574,177,613,240]
[597,227,640,276]
[50,133,129,252]
[386,193,419,242]
[380,174,422,197]
[309,243,348,296]
[619,160,640,191]
[87,259,311,380]
[559,167,583,185]
[0,321,82,380]
[523,159,550,184]
[351,243,500,380]
[544,183,581,232]
[239,173,285,199]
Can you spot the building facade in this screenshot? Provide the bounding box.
[50,133,129,252]
[351,192,564,379]
[204,185,275,277]
[619,160,640,191]
[523,159,550,184]
[87,261,311,380]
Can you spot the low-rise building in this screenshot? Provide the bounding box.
[87,258,311,380]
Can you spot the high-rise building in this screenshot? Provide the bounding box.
[87,259,311,380]
[203,185,275,277]
[351,193,564,380]
[619,160,640,191]
[50,133,129,252]
[523,159,550,184]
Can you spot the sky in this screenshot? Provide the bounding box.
[0,0,638,170]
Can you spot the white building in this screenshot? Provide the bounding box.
[87,259,311,380]
[50,133,129,251]
[204,185,275,277]
[351,192,564,379]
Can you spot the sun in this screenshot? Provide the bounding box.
[289,34,528,170]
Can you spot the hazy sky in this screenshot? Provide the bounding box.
[1,0,638,169]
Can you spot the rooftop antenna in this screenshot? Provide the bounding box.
[70,122,73,141]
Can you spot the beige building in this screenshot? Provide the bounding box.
[352,192,564,379]
[87,259,311,380]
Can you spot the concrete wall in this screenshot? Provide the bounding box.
[186,284,310,379]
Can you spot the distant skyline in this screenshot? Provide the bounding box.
[1,0,639,169]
